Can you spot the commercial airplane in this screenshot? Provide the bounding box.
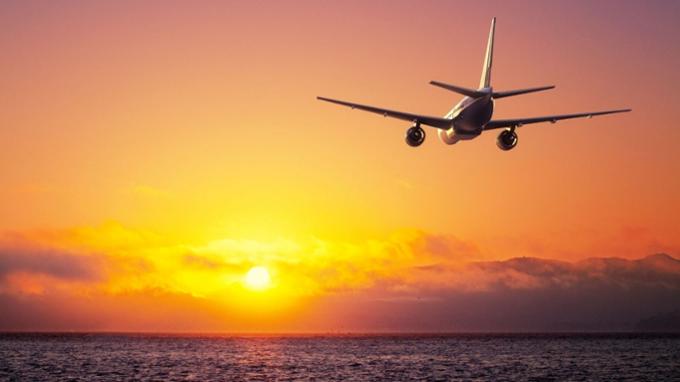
[317,18,631,150]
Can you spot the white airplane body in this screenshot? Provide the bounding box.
[318,18,630,150]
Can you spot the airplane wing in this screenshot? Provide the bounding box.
[484,109,631,130]
[317,96,452,129]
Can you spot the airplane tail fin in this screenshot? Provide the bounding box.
[479,17,496,89]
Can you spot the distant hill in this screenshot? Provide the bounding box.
[635,310,680,332]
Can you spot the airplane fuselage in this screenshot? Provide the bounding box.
[318,17,630,150]
[439,91,494,145]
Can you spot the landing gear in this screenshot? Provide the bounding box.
[405,123,426,147]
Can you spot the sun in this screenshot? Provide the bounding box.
[244,266,272,291]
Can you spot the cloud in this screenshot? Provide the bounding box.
[0,224,678,331]
[302,253,680,332]
[465,253,680,291]
[0,246,102,282]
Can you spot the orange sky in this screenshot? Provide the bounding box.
[1,1,679,332]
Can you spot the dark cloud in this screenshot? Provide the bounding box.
[0,246,102,282]
[468,253,680,290]
[302,254,680,332]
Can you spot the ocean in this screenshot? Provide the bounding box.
[1,333,679,381]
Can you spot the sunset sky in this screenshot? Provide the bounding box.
[1,0,679,332]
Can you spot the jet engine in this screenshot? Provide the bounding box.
[496,129,518,151]
[405,125,426,147]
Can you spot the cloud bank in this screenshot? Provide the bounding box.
[0,226,678,332]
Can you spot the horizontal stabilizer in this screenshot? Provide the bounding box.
[429,81,487,98]
[492,85,555,99]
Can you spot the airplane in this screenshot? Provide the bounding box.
[317,18,631,150]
